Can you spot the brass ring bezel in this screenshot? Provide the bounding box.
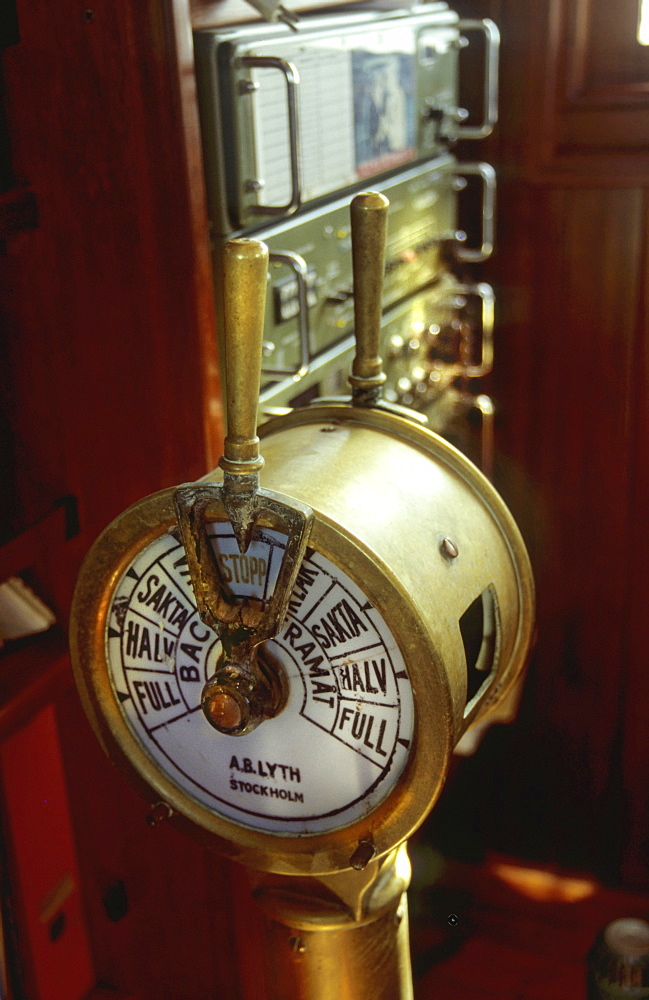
[70,486,453,876]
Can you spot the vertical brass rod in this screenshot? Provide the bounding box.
[349,191,389,405]
[220,238,269,479]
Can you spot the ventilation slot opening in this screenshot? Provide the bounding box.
[460,585,499,715]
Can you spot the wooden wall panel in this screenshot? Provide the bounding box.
[0,1,235,995]
[1,0,222,579]
[618,192,649,889]
[545,0,649,173]
[443,0,649,890]
[489,184,641,878]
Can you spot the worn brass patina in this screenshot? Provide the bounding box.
[70,193,534,1000]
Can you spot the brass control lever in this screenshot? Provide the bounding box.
[349,191,389,407]
[175,239,313,736]
[218,239,268,537]
[316,191,426,423]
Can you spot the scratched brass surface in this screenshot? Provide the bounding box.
[238,846,414,1000]
[254,402,534,740]
[70,399,534,876]
[69,208,534,1000]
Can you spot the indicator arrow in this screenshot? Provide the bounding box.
[126,567,139,581]
[398,738,411,750]
[117,691,131,703]
[108,627,120,639]
[395,671,408,680]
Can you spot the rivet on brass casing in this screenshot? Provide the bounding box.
[441,537,459,559]
[146,802,173,827]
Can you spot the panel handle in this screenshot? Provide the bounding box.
[241,56,302,218]
[264,251,311,380]
[456,19,500,141]
[349,191,389,406]
[454,162,496,263]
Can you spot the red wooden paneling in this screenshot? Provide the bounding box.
[1,0,222,614]
[618,191,649,889]
[0,705,94,1000]
[543,0,649,173]
[0,1,233,996]
[445,0,649,891]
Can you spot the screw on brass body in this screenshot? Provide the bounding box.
[289,936,307,954]
[441,537,459,560]
[350,840,376,870]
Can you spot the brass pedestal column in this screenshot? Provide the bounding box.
[240,846,413,1000]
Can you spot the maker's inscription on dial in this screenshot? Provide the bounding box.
[106,528,414,834]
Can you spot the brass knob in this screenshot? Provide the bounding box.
[202,670,259,736]
[201,648,287,736]
[203,687,244,733]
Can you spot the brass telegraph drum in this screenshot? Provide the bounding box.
[70,192,534,1000]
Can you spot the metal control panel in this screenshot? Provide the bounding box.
[194,4,499,449]
[257,273,493,416]
[253,156,458,388]
[194,5,498,233]
[206,156,495,406]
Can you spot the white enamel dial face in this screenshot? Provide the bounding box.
[106,526,415,835]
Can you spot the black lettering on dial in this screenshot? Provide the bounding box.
[106,527,414,835]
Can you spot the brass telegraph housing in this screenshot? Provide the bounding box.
[70,192,534,1000]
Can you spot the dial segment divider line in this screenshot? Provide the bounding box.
[115,540,193,635]
[147,701,203,735]
[275,633,402,767]
[118,604,181,640]
[297,579,338,624]
[158,547,197,604]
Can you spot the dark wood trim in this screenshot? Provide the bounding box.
[0,186,36,239]
[541,0,649,166]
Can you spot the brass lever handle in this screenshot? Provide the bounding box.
[175,237,313,736]
[349,191,389,406]
[220,238,269,483]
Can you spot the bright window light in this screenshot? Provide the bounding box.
[639,0,649,44]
